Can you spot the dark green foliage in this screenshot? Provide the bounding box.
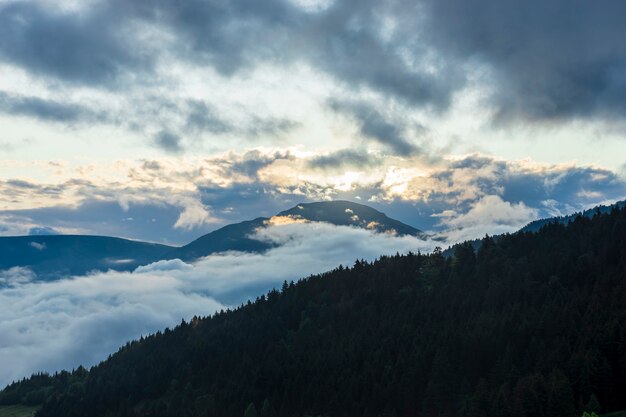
[2,206,626,417]
[0,404,40,417]
[261,399,276,417]
[244,403,258,417]
[586,394,601,414]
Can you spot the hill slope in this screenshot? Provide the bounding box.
[520,199,626,233]
[2,206,625,417]
[0,236,173,280]
[170,217,272,262]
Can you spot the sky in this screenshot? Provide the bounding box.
[0,0,625,245]
[0,0,626,388]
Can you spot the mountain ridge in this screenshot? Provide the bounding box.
[0,200,426,280]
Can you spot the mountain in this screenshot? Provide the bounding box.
[169,217,272,262]
[442,199,626,257]
[0,201,425,279]
[276,200,427,238]
[2,204,625,417]
[520,199,626,233]
[172,200,427,261]
[0,236,173,280]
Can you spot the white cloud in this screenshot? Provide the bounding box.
[0,151,623,243]
[0,222,437,386]
[436,195,539,242]
[0,267,35,287]
[28,241,46,250]
[173,199,220,230]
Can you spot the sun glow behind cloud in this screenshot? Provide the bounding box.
[0,148,624,244]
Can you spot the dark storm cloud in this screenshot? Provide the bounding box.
[302,0,459,108]
[0,2,151,87]
[328,99,421,155]
[2,0,625,123]
[0,91,108,124]
[420,0,626,122]
[0,0,459,110]
[127,0,459,108]
[307,149,381,170]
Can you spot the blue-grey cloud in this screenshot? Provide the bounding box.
[420,0,626,122]
[0,0,459,110]
[307,149,382,170]
[244,116,299,138]
[184,100,233,135]
[0,91,108,123]
[4,0,624,125]
[328,99,422,155]
[1,154,623,244]
[153,130,183,154]
[0,2,151,86]
[28,226,59,236]
[221,150,295,180]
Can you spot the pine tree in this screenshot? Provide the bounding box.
[260,398,276,417]
[244,402,258,417]
[585,393,601,414]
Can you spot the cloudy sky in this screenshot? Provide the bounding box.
[1,0,625,244]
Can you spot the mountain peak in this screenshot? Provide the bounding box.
[278,200,426,238]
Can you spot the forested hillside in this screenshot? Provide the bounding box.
[2,207,625,417]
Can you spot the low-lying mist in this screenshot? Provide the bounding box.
[0,221,436,386]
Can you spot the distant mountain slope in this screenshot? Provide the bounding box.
[443,199,626,257]
[0,236,173,281]
[170,218,272,262]
[520,199,626,233]
[2,202,625,417]
[0,201,426,278]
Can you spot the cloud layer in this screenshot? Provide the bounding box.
[1,150,622,244]
[0,0,624,166]
[1,0,624,127]
[0,221,435,386]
